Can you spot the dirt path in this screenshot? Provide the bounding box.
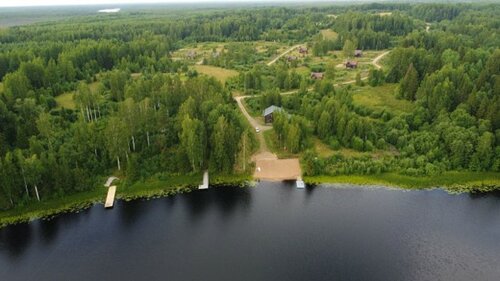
[372,51,390,69]
[234,96,272,155]
[267,44,302,66]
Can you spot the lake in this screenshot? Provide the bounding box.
[1,182,500,281]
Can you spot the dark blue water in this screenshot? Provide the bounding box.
[1,182,500,281]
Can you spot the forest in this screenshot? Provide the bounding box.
[0,2,499,213]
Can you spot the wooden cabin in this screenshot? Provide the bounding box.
[263,105,282,123]
[310,72,324,80]
[298,46,308,55]
[354,50,363,57]
[345,61,358,69]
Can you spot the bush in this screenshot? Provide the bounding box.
[352,136,364,151]
[329,138,341,150]
[364,140,374,151]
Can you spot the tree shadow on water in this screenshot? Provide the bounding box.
[0,223,33,259]
[183,186,253,222]
[118,199,153,230]
[38,217,60,247]
[213,186,252,220]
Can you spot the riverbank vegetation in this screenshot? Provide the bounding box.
[0,2,499,225]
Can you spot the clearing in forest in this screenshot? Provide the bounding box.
[320,29,338,40]
[55,92,76,109]
[351,84,414,114]
[193,65,239,84]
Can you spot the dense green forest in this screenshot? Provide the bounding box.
[0,2,499,213]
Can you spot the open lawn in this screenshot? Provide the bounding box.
[193,65,239,84]
[313,137,335,158]
[352,84,414,114]
[55,92,76,109]
[313,138,397,159]
[320,29,338,40]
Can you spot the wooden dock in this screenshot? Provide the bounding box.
[104,176,118,187]
[105,185,116,208]
[296,177,305,189]
[198,171,209,190]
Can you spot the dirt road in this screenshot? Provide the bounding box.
[267,44,302,66]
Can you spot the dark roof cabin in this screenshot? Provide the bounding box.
[310,72,324,80]
[345,61,358,69]
[263,105,282,124]
[286,55,297,62]
[186,50,197,59]
[298,46,308,55]
[354,50,363,57]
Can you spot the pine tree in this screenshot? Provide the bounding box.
[399,63,419,101]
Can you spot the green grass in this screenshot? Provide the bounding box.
[305,171,500,191]
[351,83,414,114]
[320,29,338,40]
[193,65,239,84]
[55,92,76,109]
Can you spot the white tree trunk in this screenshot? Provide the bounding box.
[86,106,91,122]
[34,185,40,201]
[81,108,86,122]
[146,131,150,147]
[21,169,29,198]
[117,156,121,170]
[131,136,136,151]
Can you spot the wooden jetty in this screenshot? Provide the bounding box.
[296,177,305,189]
[104,176,119,187]
[105,185,117,208]
[198,171,209,190]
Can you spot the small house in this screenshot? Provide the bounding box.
[354,50,363,57]
[298,46,308,55]
[263,105,283,124]
[286,55,297,62]
[310,72,324,80]
[186,50,197,59]
[212,51,221,58]
[345,61,358,69]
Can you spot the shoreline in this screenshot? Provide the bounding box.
[1,172,499,229]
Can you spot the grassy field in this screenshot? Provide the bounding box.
[193,65,239,84]
[55,92,77,109]
[305,171,500,191]
[320,29,338,40]
[351,84,414,114]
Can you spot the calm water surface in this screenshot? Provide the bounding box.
[1,182,500,281]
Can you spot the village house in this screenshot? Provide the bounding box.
[298,46,308,55]
[345,61,358,69]
[310,72,324,80]
[186,50,197,59]
[286,55,297,62]
[263,105,283,123]
[354,50,363,57]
